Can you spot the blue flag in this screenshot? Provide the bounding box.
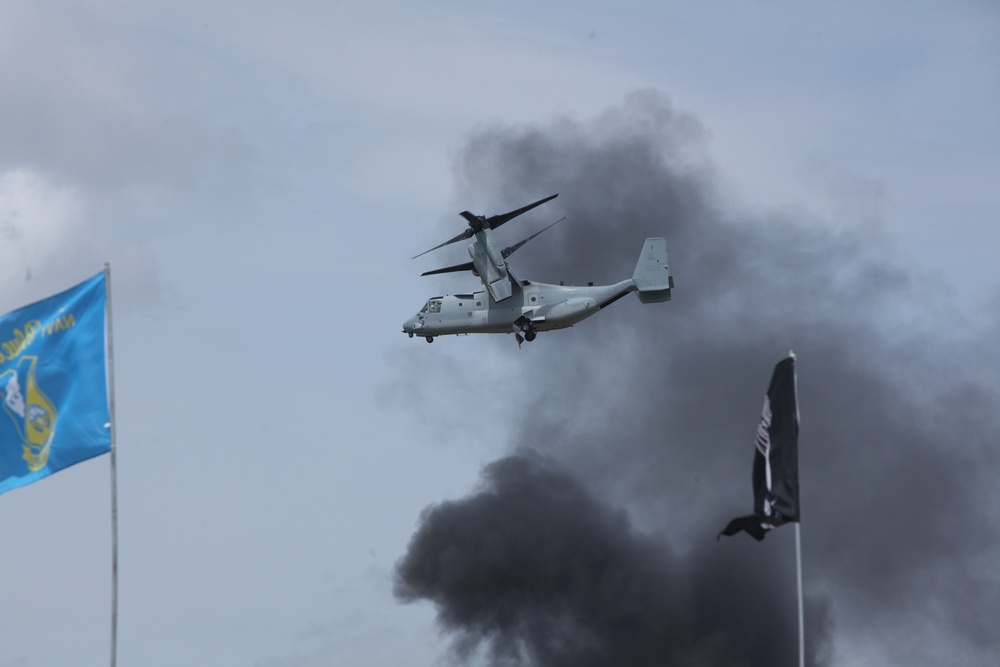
[0,271,111,495]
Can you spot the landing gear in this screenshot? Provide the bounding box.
[425,336,434,343]
[513,316,537,347]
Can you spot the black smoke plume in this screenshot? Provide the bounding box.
[396,452,830,667]
[396,90,1000,665]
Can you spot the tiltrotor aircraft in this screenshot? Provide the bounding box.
[403,193,674,345]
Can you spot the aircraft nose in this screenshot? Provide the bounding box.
[402,315,423,333]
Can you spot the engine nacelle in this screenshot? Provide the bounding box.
[469,237,512,302]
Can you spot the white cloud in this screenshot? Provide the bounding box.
[0,169,88,290]
[0,168,168,315]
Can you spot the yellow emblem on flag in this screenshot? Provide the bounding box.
[1,356,58,472]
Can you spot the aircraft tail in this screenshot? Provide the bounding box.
[632,237,673,303]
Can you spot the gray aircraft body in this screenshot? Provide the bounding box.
[403,194,674,345]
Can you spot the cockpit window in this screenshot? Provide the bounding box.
[422,299,443,314]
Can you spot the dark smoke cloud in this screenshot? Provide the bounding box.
[396,452,831,667]
[397,90,1000,665]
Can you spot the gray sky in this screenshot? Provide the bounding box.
[1,2,998,666]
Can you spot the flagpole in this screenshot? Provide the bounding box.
[104,263,119,667]
[791,350,803,667]
[796,522,804,667]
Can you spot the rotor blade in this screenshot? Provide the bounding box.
[485,193,558,231]
[459,211,483,228]
[421,261,476,277]
[412,193,557,259]
[411,228,474,259]
[501,216,566,259]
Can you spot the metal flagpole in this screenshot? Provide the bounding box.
[104,263,119,667]
[796,522,804,667]
[791,349,804,667]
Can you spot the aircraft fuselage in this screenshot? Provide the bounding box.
[402,279,635,339]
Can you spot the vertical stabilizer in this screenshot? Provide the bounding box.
[632,237,673,303]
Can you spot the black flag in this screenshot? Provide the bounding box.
[719,354,800,541]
